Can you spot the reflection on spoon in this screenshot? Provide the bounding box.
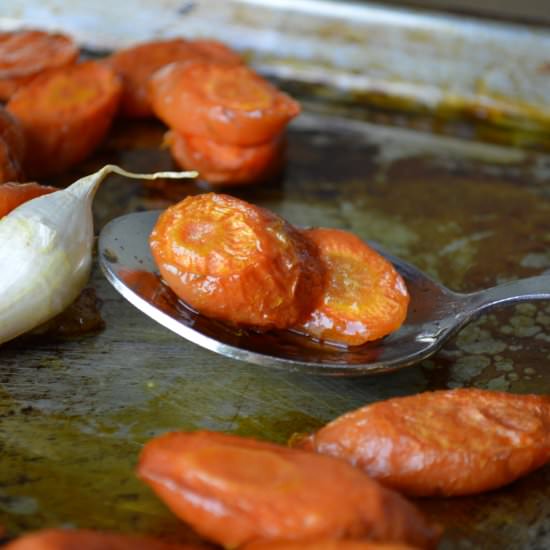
[99,210,550,376]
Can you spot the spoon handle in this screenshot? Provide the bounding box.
[464,274,550,317]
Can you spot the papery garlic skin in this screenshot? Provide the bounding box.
[0,164,195,345]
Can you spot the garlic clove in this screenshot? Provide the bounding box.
[0,164,196,345]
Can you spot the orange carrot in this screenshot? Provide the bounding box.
[0,181,57,217]
[106,38,241,118]
[7,61,122,178]
[292,228,409,346]
[149,193,322,329]
[150,60,300,146]
[138,431,441,549]
[243,540,420,550]
[0,30,79,101]
[167,130,284,185]
[297,388,550,497]
[4,528,207,549]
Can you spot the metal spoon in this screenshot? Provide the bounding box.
[98,210,550,376]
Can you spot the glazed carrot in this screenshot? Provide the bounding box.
[106,38,241,118]
[138,431,441,549]
[292,228,409,346]
[297,389,550,497]
[4,528,207,549]
[7,61,122,178]
[150,61,300,146]
[0,30,79,101]
[167,131,284,185]
[149,193,323,329]
[0,181,57,217]
[106,39,194,118]
[243,540,419,550]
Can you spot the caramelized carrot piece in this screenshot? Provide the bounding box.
[138,431,441,549]
[297,389,550,497]
[167,130,284,185]
[4,528,207,549]
[106,38,241,118]
[292,228,409,346]
[243,540,420,550]
[0,30,79,101]
[150,61,300,146]
[7,61,122,178]
[150,193,323,329]
[0,181,57,217]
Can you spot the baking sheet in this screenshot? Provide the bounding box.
[1,1,550,548]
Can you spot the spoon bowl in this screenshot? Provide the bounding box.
[98,210,550,376]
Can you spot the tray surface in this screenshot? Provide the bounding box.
[2,1,550,548]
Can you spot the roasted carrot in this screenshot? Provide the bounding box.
[167,130,284,185]
[297,388,550,497]
[0,30,79,101]
[106,38,241,118]
[292,228,409,346]
[106,38,194,118]
[4,528,207,549]
[138,431,441,549]
[150,61,300,146]
[7,61,122,178]
[0,181,57,217]
[243,540,420,550]
[149,193,323,329]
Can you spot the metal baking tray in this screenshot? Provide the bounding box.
[1,1,550,548]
